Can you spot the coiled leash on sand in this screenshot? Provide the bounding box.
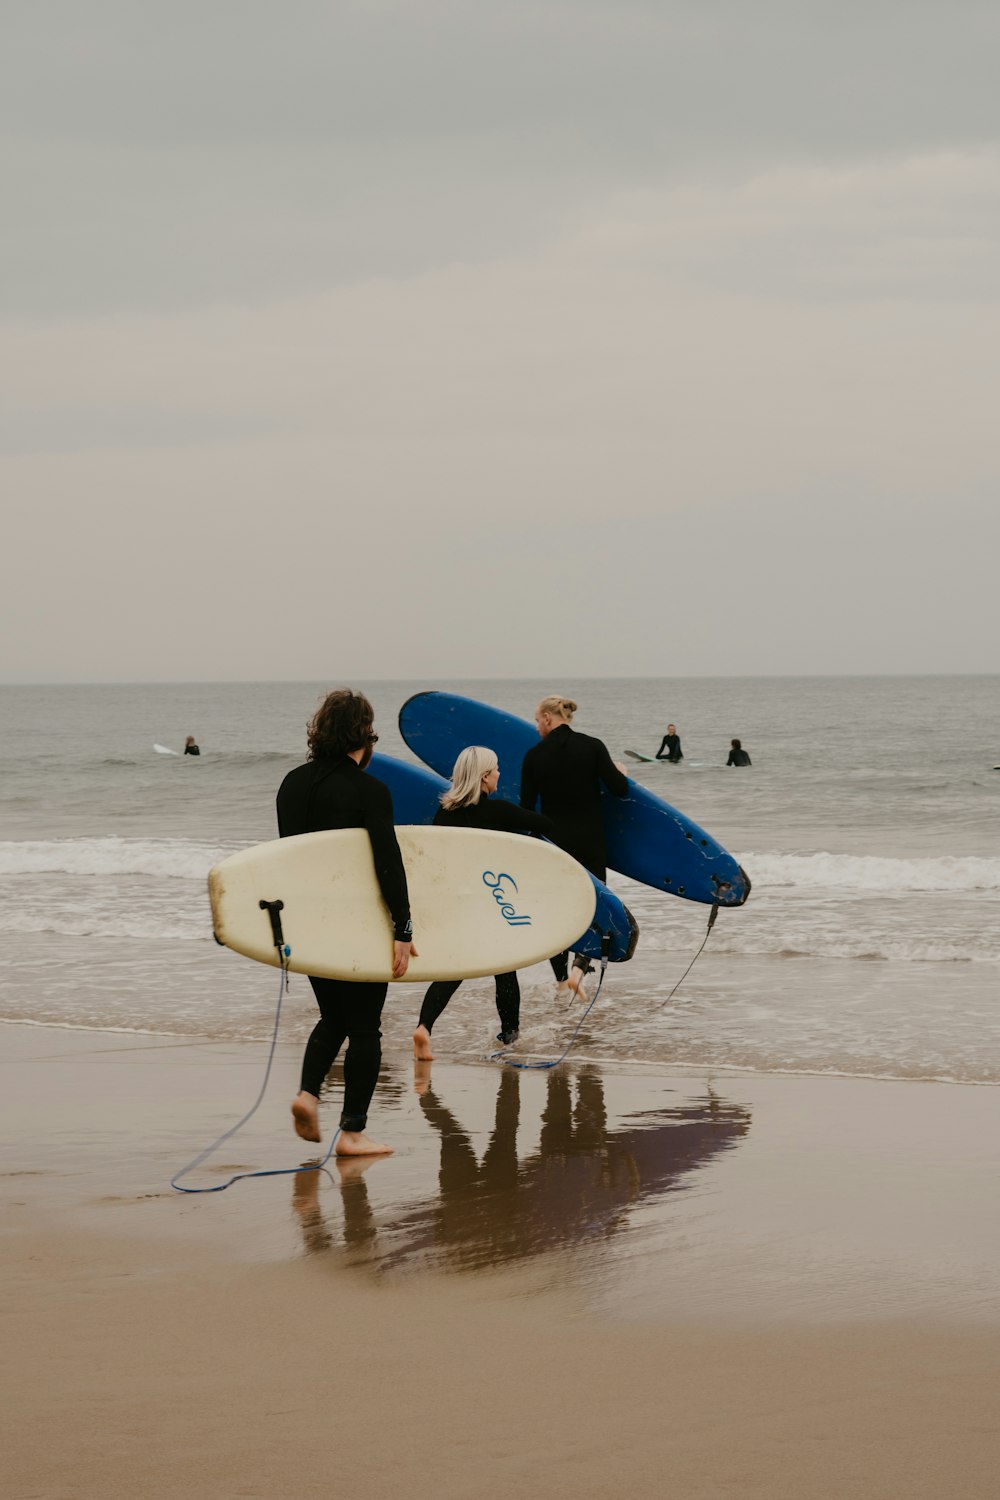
[492,901,721,1071]
[171,901,340,1194]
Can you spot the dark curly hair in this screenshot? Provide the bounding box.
[307,689,376,761]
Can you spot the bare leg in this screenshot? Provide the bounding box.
[291,1090,321,1143]
[413,1023,434,1061]
[336,1130,394,1157]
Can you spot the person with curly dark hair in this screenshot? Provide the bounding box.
[277,688,417,1156]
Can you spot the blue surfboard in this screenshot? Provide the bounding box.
[368,752,638,963]
[398,695,750,908]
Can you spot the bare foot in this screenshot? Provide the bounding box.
[413,1058,432,1096]
[567,967,590,1000]
[335,1155,382,1183]
[291,1092,321,1143]
[336,1131,394,1157]
[413,1024,434,1061]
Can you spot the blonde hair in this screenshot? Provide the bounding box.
[537,695,577,723]
[440,746,499,811]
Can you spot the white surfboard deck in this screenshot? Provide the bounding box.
[209,826,597,983]
[154,743,179,756]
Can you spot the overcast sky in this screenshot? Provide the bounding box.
[3,0,999,682]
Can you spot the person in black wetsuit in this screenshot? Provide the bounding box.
[183,736,200,756]
[727,738,752,767]
[655,724,682,762]
[412,746,555,1060]
[520,695,629,995]
[277,688,417,1157]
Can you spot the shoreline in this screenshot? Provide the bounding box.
[5,1010,1000,1090]
[4,1020,1000,1497]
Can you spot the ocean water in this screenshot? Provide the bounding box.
[1,676,998,1084]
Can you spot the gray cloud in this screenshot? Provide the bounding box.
[4,2,1000,316]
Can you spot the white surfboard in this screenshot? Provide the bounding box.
[209,826,597,983]
[154,743,179,756]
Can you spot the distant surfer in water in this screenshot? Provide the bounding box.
[521,696,629,997]
[183,736,200,756]
[655,724,682,762]
[276,689,417,1156]
[727,738,752,766]
[413,746,555,1061]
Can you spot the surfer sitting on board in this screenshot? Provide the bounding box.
[183,736,200,756]
[412,747,556,1061]
[277,689,418,1157]
[521,696,629,998]
[655,724,682,762]
[726,738,752,767]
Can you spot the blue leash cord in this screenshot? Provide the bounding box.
[170,960,339,1193]
[490,955,610,1071]
[490,904,720,1072]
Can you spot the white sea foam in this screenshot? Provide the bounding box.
[5,839,999,894]
[0,837,242,879]
[737,851,1000,893]
[707,934,997,964]
[0,910,208,941]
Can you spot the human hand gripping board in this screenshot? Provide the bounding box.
[369,751,638,963]
[208,826,597,983]
[399,692,751,907]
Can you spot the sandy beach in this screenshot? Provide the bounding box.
[3,1020,999,1499]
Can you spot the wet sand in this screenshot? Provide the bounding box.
[3,1020,1000,1498]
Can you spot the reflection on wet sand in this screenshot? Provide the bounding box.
[292,1066,750,1274]
[293,1156,380,1262]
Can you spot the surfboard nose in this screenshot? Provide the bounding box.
[710,864,751,906]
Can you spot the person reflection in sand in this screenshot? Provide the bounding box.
[292,1157,380,1264]
[290,1066,750,1271]
[396,1065,751,1271]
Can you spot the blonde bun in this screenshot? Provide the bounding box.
[537,695,577,722]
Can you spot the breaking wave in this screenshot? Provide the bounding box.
[0,837,243,879]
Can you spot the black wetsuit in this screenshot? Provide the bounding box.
[418,797,554,1043]
[726,747,752,766]
[655,733,682,762]
[184,744,200,756]
[520,725,628,980]
[276,756,411,1132]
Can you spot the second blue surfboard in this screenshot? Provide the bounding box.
[397,694,750,908]
[369,752,638,962]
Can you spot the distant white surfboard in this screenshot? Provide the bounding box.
[209,826,597,983]
[154,743,179,756]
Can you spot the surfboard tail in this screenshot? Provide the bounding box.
[572,900,639,964]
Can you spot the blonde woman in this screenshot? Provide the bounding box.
[520,696,629,994]
[413,746,555,1061]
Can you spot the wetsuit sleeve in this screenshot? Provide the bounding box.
[490,800,556,839]
[595,739,629,798]
[520,750,540,811]
[275,774,298,838]
[360,778,412,941]
[655,736,669,759]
